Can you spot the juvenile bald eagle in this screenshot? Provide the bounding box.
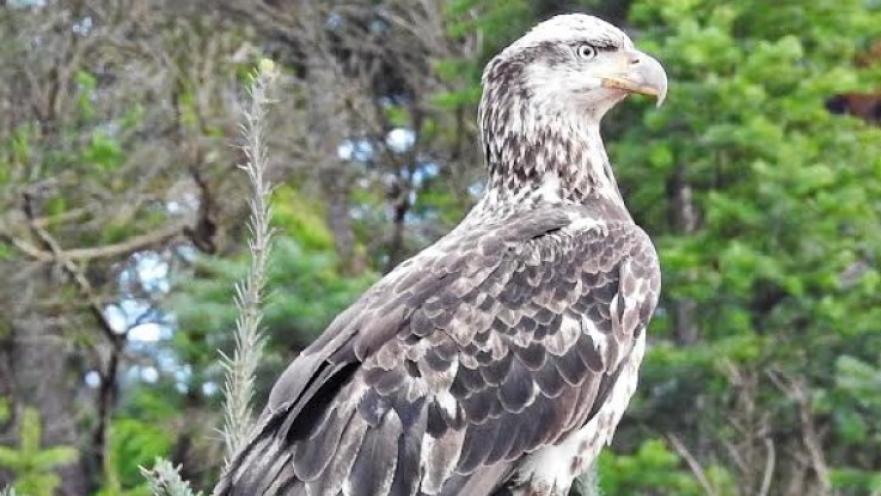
[216,14,667,496]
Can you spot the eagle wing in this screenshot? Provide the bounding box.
[216,206,660,496]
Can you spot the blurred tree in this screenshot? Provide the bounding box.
[604,0,881,494]
[596,438,734,495]
[0,1,249,491]
[0,408,77,496]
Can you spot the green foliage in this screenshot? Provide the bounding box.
[0,408,78,496]
[121,103,146,130]
[108,418,175,491]
[830,467,881,493]
[444,0,531,42]
[83,131,125,171]
[173,237,376,367]
[433,0,532,109]
[0,124,33,185]
[0,397,9,424]
[98,386,192,495]
[264,238,376,338]
[598,438,733,495]
[271,187,335,251]
[609,0,881,491]
[821,355,881,491]
[835,355,881,410]
[76,69,98,121]
[171,185,376,401]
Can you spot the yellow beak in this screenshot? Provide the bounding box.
[601,50,668,107]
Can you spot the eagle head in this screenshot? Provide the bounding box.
[478,14,667,201]
[483,14,667,120]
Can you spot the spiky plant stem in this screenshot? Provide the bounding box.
[142,61,278,496]
[141,459,203,496]
[220,60,277,463]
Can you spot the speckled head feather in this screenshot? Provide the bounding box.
[478,14,663,209]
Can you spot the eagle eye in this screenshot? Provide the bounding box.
[575,43,598,60]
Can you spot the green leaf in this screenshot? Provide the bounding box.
[83,131,124,171]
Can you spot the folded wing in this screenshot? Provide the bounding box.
[215,206,660,496]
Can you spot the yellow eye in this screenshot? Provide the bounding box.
[576,43,597,60]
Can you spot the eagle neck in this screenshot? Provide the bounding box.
[479,98,627,214]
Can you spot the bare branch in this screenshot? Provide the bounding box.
[758,437,775,496]
[22,194,120,346]
[667,433,718,496]
[767,370,831,492]
[7,221,188,263]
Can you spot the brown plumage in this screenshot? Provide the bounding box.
[216,14,667,496]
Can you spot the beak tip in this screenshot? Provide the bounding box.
[656,91,667,108]
[635,51,667,108]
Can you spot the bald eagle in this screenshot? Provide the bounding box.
[216,14,667,496]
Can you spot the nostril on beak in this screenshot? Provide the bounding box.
[629,57,641,65]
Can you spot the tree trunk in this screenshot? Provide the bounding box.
[667,164,699,345]
[320,168,364,275]
[7,316,90,495]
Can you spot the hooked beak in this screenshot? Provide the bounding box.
[601,50,668,107]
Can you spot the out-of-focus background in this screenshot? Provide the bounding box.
[1,0,880,495]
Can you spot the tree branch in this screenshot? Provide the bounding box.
[7,221,188,263]
[22,192,125,487]
[22,194,120,346]
[767,370,830,492]
[758,437,775,496]
[667,433,718,496]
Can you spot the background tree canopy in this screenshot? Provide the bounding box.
[1,0,880,495]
